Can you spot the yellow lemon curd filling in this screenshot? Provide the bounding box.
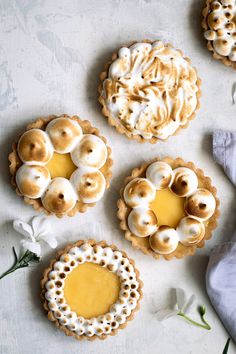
[46,153,77,179]
[150,189,186,228]
[63,262,120,319]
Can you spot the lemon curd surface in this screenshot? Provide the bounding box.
[64,262,120,319]
[150,189,186,228]
[46,153,77,179]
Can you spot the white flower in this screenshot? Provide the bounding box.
[156,288,196,321]
[13,216,57,257]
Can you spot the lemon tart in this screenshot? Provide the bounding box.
[117,157,220,260]
[98,40,201,143]
[202,0,236,69]
[41,240,143,340]
[9,115,112,217]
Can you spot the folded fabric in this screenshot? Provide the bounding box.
[206,130,236,343]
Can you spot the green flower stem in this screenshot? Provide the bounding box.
[178,311,211,330]
[0,247,40,280]
[222,338,231,354]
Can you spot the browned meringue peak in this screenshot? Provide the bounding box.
[149,226,179,255]
[177,216,205,246]
[70,167,106,204]
[42,177,77,214]
[123,178,156,208]
[70,134,107,169]
[16,165,50,199]
[46,117,83,154]
[184,188,216,221]
[128,207,157,237]
[17,129,53,165]
[170,167,198,197]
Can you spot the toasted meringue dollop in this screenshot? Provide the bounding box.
[17,129,53,165]
[70,134,107,169]
[46,117,83,153]
[149,226,179,254]
[70,167,106,203]
[170,167,198,197]
[146,161,173,190]
[177,216,205,246]
[16,165,50,199]
[128,207,157,237]
[184,188,216,221]
[123,178,156,208]
[42,177,77,214]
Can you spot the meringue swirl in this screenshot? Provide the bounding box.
[70,167,106,204]
[17,129,53,165]
[149,226,179,254]
[128,207,157,237]
[46,117,82,153]
[184,188,216,221]
[123,178,156,208]
[146,161,173,189]
[101,41,199,140]
[177,216,205,246]
[170,167,198,197]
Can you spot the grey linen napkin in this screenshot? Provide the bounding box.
[206,130,236,343]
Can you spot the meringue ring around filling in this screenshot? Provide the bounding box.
[43,242,142,338]
[100,41,200,141]
[12,116,111,216]
[122,159,217,255]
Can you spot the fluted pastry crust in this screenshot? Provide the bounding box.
[41,239,143,341]
[9,114,113,217]
[202,0,236,69]
[117,157,220,260]
[98,40,201,143]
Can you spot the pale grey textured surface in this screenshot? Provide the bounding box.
[0,1,236,353]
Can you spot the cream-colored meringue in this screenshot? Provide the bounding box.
[101,41,199,140]
[16,165,51,199]
[42,177,77,214]
[70,167,106,203]
[149,226,179,254]
[128,207,157,237]
[71,134,107,169]
[146,161,173,190]
[170,167,198,197]
[17,129,53,165]
[184,188,216,221]
[46,117,83,154]
[123,178,156,208]
[177,216,205,246]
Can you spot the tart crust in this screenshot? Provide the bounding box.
[117,157,220,260]
[98,39,201,144]
[9,114,113,218]
[202,0,236,69]
[41,239,143,341]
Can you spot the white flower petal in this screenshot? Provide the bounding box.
[182,294,196,314]
[32,216,51,239]
[21,240,41,256]
[13,220,34,241]
[175,288,187,310]
[156,308,179,321]
[39,234,57,249]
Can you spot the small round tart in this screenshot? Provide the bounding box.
[202,0,236,69]
[98,40,201,143]
[9,115,113,217]
[41,240,143,341]
[117,157,220,260]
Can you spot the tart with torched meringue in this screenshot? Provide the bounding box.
[202,0,236,69]
[41,239,143,340]
[117,157,220,260]
[9,115,112,217]
[98,40,201,143]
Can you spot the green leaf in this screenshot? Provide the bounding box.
[222,338,231,354]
